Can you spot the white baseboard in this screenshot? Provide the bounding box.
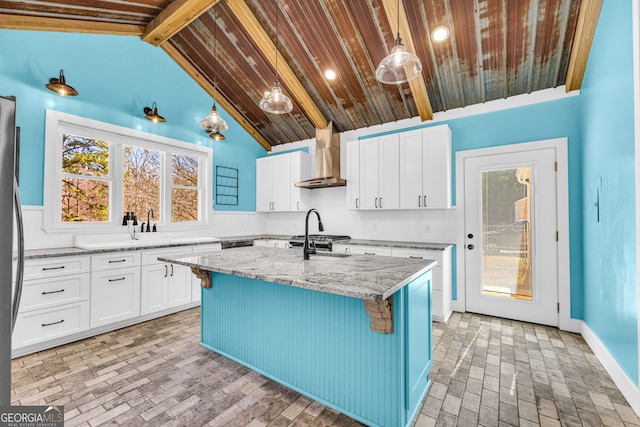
[580,320,640,416]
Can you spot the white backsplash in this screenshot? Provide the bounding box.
[258,187,457,243]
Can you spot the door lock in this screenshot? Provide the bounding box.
[467,233,474,239]
[467,244,474,250]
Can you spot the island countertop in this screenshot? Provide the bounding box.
[159,246,436,301]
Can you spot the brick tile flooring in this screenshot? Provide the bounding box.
[11,308,640,426]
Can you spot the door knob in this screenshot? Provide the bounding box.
[467,244,474,250]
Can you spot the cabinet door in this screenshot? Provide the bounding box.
[378,134,399,210]
[140,263,168,315]
[271,154,292,211]
[399,130,424,209]
[291,151,310,212]
[422,126,452,209]
[168,264,192,307]
[91,267,140,328]
[256,157,272,212]
[359,138,379,210]
[345,141,360,210]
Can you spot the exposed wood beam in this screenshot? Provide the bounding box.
[566,0,603,92]
[0,14,144,35]
[143,0,220,46]
[380,0,433,121]
[162,42,272,151]
[227,0,328,130]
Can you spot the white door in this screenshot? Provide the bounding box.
[463,148,558,326]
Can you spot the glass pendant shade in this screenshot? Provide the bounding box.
[260,81,293,114]
[45,69,78,97]
[375,35,422,84]
[200,104,228,133]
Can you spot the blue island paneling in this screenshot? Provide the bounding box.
[200,271,432,427]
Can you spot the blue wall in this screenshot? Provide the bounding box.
[0,30,266,211]
[579,0,638,384]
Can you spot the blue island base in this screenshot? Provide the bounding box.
[200,271,432,427]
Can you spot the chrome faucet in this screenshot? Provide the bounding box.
[303,208,324,260]
[146,208,154,232]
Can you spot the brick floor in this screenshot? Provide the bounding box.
[11,308,640,426]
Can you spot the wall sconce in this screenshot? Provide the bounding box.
[45,69,79,97]
[143,102,166,124]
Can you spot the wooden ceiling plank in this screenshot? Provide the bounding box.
[565,0,602,92]
[0,13,144,35]
[227,0,328,130]
[143,0,220,46]
[379,0,433,121]
[161,42,273,151]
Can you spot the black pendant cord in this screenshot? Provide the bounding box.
[396,0,400,39]
[213,4,218,107]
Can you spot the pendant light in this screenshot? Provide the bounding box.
[259,0,293,114]
[143,102,166,124]
[45,69,79,97]
[200,3,228,140]
[375,0,422,85]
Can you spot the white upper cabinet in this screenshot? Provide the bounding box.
[359,134,399,210]
[399,124,452,209]
[290,151,310,212]
[256,151,309,212]
[345,141,360,210]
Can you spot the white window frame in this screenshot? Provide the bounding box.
[43,109,213,232]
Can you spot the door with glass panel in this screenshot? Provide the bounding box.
[463,148,558,326]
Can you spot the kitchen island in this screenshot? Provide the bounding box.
[159,246,435,427]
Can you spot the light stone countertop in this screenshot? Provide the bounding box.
[21,235,452,260]
[159,246,436,302]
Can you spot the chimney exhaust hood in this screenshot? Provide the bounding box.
[295,121,346,189]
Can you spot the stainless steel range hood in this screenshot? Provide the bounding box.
[295,121,346,189]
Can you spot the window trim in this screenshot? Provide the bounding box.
[43,109,213,233]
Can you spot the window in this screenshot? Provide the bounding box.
[44,110,212,231]
[61,133,111,222]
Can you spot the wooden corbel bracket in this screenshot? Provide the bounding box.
[191,267,212,288]
[363,295,393,334]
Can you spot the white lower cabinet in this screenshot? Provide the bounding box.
[13,256,91,351]
[140,247,193,315]
[90,266,141,328]
[254,239,290,248]
[333,244,453,322]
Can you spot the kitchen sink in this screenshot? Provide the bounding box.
[307,252,352,261]
[73,234,220,249]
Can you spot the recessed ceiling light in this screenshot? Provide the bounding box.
[324,69,337,80]
[431,26,450,43]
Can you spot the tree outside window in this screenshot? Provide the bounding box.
[61,134,110,222]
[171,154,199,222]
[123,146,160,223]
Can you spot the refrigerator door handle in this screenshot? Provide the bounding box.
[11,176,24,334]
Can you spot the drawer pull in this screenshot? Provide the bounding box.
[108,259,127,264]
[364,252,375,255]
[42,319,64,327]
[409,256,423,259]
[42,289,65,295]
[42,266,65,271]
[108,277,126,282]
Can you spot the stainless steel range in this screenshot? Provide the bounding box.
[288,234,351,251]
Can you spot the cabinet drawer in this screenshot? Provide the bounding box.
[19,273,90,313]
[23,256,90,280]
[91,267,140,328]
[348,245,392,256]
[92,252,141,271]
[13,302,90,348]
[390,248,443,263]
[141,247,192,265]
[192,243,222,253]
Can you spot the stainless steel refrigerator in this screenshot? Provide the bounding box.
[0,96,24,406]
